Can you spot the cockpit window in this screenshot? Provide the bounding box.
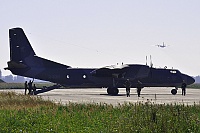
[170,70,177,74]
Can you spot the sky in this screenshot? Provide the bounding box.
[0,0,200,77]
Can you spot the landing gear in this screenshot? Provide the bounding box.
[107,87,119,95]
[171,88,177,95]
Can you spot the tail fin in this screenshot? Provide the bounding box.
[5,27,71,82]
[9,28,36,62]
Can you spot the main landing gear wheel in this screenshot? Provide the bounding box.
[107,87,119,95]
[171,89,177,95]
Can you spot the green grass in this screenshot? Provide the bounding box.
[0,92,200,132]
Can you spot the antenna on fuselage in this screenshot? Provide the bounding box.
[146,56,147,66]
[150,55,153,68]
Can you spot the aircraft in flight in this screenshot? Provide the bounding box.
[5,28,195,96]
[156,42,168,48]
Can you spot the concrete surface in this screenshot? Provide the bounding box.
[1,87,200,106]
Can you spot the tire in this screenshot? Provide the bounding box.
[107,87,119,95]
[112,88,119,95]
[171,89,177,95]
[107,88,112,95]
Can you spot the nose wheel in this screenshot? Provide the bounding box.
[171,88,177,95]
[107,87,119,95]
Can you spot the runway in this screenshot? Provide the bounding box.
[1,87,200,106]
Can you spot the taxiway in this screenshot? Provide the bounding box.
[1,87,200,106]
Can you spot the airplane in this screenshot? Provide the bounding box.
[5,28,195,96]
[156,42,168,48]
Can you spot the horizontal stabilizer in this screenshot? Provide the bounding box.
[4,61,28,70]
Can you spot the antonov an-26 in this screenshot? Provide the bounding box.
[5,28,195,96]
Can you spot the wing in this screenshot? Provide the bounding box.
[91,64,150,80]
[91,65,129,78]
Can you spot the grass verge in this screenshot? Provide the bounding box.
[0,91,200,132]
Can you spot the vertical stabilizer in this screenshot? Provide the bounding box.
[5,27,71,82]
[9,28,36,63]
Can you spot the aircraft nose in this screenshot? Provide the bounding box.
[186,75,195,85]
[182,74,195,85]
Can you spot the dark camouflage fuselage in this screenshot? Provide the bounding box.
[5,28,195,89]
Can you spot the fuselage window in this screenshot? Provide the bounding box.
[66,75,70,79]
[83,75,87,79]
[170,70,177,74]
